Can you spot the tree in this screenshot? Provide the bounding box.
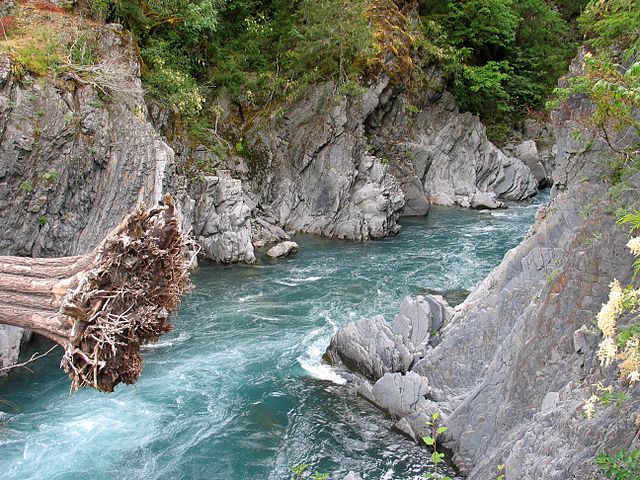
[0,197,193,392]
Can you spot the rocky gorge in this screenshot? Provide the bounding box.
[324,51,640,479]
[2,2,638,479]
[0,19,543,371]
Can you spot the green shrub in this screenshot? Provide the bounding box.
[596,449,640,480]
[418,0,579,128]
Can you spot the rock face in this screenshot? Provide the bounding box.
[505,119,557,187]
[245,80,406,242]
[191,175,255,263]
[0,26,253,370]
[370,90,538,209]
[0,325,29,371]
[0,27,169,258]
[266,241,298,259]
[416,94,538,207]
[325,51,640,479]
[242,77,539,243]
[325,295,453,381]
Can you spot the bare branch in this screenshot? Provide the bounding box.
[0,345,58,373]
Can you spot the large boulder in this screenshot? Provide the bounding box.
[266,241,299,258]
[191,175,255,263]
[324,315,413,381]
[324,295,452,380]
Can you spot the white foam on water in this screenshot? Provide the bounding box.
[141,332,190,351]
[295,276,322,283]
[276,276,323,287]
[274,280,298,287]
[297,329,346,385]
[299,358,347,385]
[238,292,264,303]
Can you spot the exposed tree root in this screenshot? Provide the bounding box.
[0,196,194,392]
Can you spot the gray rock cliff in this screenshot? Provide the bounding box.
[369,88,539,210]
[245,79,406,242]
[324,54,640,478]
[0,26,253,370]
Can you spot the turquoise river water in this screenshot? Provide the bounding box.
[0,192,548,480]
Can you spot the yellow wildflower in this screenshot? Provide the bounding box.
[597,337,618,366]
[597,303,617,337]
[627,237,640,256]
[596,280,624,337]
[583,395,598,418]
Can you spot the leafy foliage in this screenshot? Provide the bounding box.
[580,0,640,56]
[548,1,640,169]
[596,448,640,480]
[422,412,452,480]
[90,0,374,114]
[419,0,581,131]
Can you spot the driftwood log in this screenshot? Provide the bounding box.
[0,196,193,392]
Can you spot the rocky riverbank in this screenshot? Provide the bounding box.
[324,50,640,479]
[0,13,549,371]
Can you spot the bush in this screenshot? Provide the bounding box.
[597,449,640,480]
[419,0,579,127]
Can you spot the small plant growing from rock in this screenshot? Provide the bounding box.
[42,171,59,183]
[19,180,33,192]
[291,463,309,480]
[338,80,367,97]
[422,411,451,480]
[545,268,560,285]
[404,103,420,115]
[582,384,630,419]
[289,463,329,480]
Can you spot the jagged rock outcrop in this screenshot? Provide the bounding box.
[325,50,640,479]
[325,295,453,382]
[245,79,405,241]
[0,27,168,258]
[415,93,538,207]
[505,119,557,187]
[190,175,255,263]
[369,89,538,210]
[238,74,539,246]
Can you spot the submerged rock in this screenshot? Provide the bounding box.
[422,288,471,307]
[469,192,504,210]
[266,241,299,259]
[343,472,363,480]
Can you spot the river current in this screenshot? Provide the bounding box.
[0,192,548,480]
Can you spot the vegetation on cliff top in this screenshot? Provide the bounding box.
[77,1,585,134]
[0,0,592,143]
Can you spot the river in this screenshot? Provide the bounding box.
[0,191,548,480]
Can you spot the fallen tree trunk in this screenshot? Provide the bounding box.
[0,196,193,392]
